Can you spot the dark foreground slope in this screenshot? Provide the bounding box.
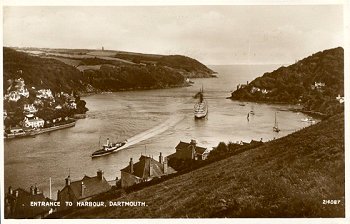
[231,47,344,116]
[66,113,344,218]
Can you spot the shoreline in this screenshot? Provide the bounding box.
[79,83,193,97]
[4,120,76,140]
[228,97,327,119]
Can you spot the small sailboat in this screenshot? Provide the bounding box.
[273,112,280,133]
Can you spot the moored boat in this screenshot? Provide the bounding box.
[91,138,127,158]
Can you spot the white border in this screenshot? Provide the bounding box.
[1,0,349,224]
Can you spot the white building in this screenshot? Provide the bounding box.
[18,87,29,98]
[6,91,21,102]
[36,89,53,99]
[23,117,45,128]
[336,95,344,104]
[250,86,261,93]
[23,104,38,113]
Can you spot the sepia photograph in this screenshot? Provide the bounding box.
[1,0,347,222]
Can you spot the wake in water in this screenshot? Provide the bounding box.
[117,114,185,151]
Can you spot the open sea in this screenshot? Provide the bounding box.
[4,64,318,199]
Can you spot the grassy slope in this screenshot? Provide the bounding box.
[66,113,344,218]
[3,48,88,93]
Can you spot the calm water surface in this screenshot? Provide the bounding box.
[4,65,317,199]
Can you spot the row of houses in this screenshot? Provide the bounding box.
[4,139,209,217]
[250,86,271,94]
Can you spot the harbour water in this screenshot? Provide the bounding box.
[4,64,317,199]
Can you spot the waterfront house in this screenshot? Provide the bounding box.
[250,86,261,93]
[9,127,25,134]
[5,186,53,218]
[57,170,111,210]
[23,117,45,128]
[120,153,176,188]
[168,139,210,161]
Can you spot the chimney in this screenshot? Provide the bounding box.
[65,176,71,186]
[106,138,110,146]
[163,157,168,174]
[247,81,249,85]
[190,140,196,160]
[149,157,153,177]
[34,184,38,195]
[129,158,134,173]
[159,152,163,164]
[190,139,197,147]
[8,186,13,195]
[80,182,85,197]
[97,169,104,180]
[30,186,34,195]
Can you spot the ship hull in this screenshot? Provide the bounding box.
[91,142,126,158]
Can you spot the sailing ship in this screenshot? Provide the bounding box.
[273,112,280,133]
[91,137,127,158]
[194,85,208,119]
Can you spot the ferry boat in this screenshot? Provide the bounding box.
[194,86,208,119]
[91,138,127,158]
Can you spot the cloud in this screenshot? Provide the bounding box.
[3,5,343,65]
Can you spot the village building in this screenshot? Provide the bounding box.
[57,170,111,211]
[68,101,77,109]
[6,91,21,102]
[36,89,53,99]
[55,105,62,110]
[18,87,29,98]
[14,77,25,88]
[5,186,53,218]
[168,140,210,161]
[33,99,44,107]
[311,82,326,90]
[261,89,270,94]
[120,153,176,188]
[336,94,344,104]
[9,127,25,134]
[236,82,248,90]
[23,117,45,128]
[23,104,38,114]
[250,86,261,93]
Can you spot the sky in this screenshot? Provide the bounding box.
[3,5,344,65]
